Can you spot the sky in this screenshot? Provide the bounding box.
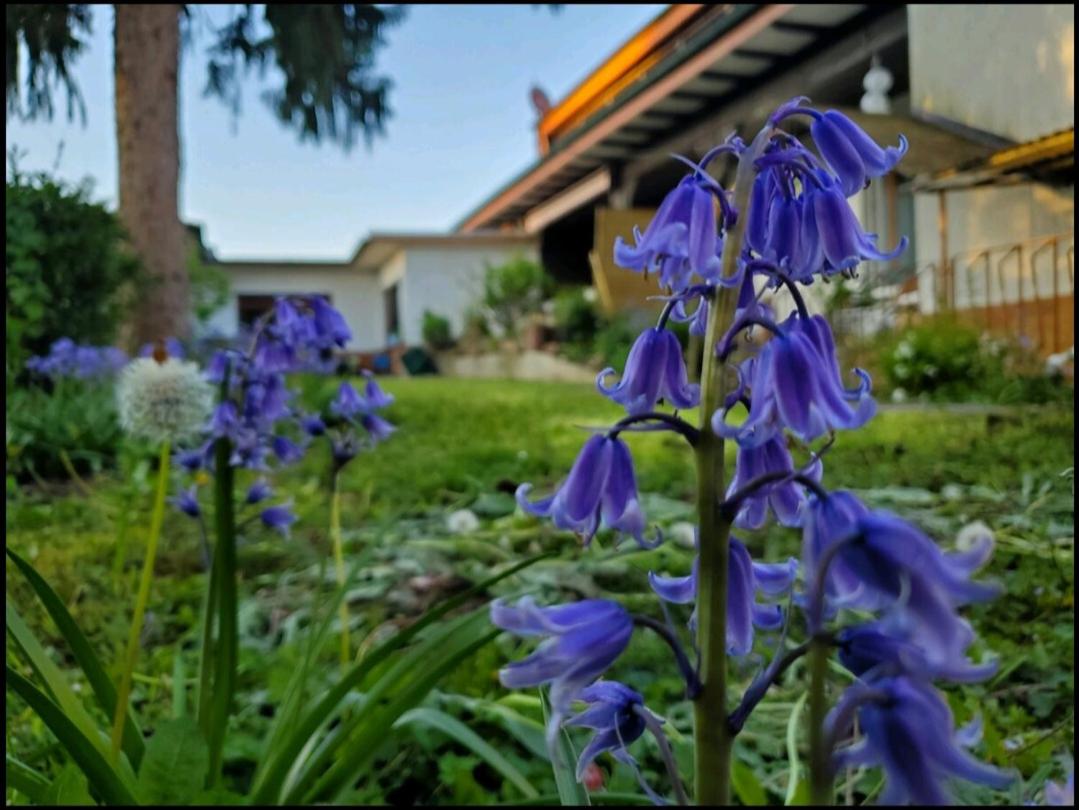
[6,4,666,260]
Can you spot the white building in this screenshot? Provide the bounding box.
[202,232,537,352]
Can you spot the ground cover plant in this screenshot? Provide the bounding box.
[6,377,1073,805]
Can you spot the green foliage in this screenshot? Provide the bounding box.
[5,5,93,123]
[878,318,1073,404]
[5,167,141,380]
[202,4,406,150]
[188,248,230,326]
[552,287,600,346]
[422,310,455,350]
[482,256,553,338]
[136,717,209,805]
[6,379,124,481]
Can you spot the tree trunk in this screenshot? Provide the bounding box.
[114,4,189,346]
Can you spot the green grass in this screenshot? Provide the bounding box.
[6,378,1074,805]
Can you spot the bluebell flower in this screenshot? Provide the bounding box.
[613,169,729,292]
[491,597,634,745]
[311,296,352,348]
[713,314,876,447]
[565,681,668,803]
[725,434,822,529]
[361,370,394,409]
[331,433,359,466]
[300,413,327,436]
[330,381,367,420]
[138,337,185,360]
[260,502,297,537]
[808,109,908,198]
[516,434,650,547]
[171,486,200,518]
[27,339,129,380]
[245,479,272,504]
[837,618,997,684]
[176,446,208,472]
[810,171,907,272]
[596,327,700,415]
[649,537,797,655]
[828,676,1012,804]
[271,434,306,465]
[360,412,396,443]
[1044,773,1074,806]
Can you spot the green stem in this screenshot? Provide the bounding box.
[808,637,832,805]
[206,436,237,784]
[109,440,171,762]
[330,471,350,670]
[692,138,763,805]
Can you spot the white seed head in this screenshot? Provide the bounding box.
[117,357,213,444]
[956,520,994,552]
[446,508,481,534]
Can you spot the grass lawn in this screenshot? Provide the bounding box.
[6,378,1074,804]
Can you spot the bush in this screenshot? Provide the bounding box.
[6,169,141,384]
[6,379,125,482]
[552,287,600,345]
[879,318,1073,404]
[481,256,552,338]
[421,310,454,349]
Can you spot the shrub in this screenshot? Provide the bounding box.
[481,256,552,337]
[6,169,141,383]
[421,310,454,349]
[552,286,600,345]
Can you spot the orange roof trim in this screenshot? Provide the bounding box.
[537,4,706,153]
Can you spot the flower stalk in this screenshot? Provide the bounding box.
[109,439,171,761]
[692,129,766,805]
[331,470,350,669]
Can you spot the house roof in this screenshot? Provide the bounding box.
[349,231,537,270]
[454,4,897,233]
[911,127,1075,191]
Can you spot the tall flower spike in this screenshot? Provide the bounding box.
[596,327,700,415]
[491,598,634,747]
[828,676,1013,805]
[516,434,651,547]
[713,314,876,447]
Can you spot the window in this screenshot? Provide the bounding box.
[236,293,333,329]
[383,284,400,341]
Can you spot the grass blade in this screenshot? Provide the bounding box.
[540,690,590,806]
[785,690,809,806]
[6,756,50,804]
[6,667,139,806]
[7,547,145,767]
[394,707,539,798]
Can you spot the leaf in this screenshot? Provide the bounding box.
[6,667,138,806]
[6,756,50,804]
[395,707,539,797]
[540,690,590,807]
[731,757,767,805]
[471,491,517,518]
[785,691,809,806]
[136,716,210,806]
[6,547,144,768]
[44,762,94,806]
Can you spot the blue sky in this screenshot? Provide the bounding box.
[6,4,665,260]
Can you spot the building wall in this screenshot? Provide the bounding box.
[203,265,384,350]
[909,5,1074,142]
[380,244,539,345]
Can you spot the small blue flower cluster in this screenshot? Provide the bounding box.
[494,99,1012,803]
[171,296,394,536]
[26,337,129,380]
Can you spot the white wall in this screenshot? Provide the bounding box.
[380,244,539,345]
[203,265,384,350]
[909,5,1074,142]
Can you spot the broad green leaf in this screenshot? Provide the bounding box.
[6,756,50,804]
[136,716,210,805]
[395,707,539,797]
[541,690,590,806]
[172,646,186,719]
[6,667,138,806]
[731,758,767,806]
[44,762,93,806]
[6,547,145,768]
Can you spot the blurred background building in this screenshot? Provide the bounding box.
[457,3,1074,357]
